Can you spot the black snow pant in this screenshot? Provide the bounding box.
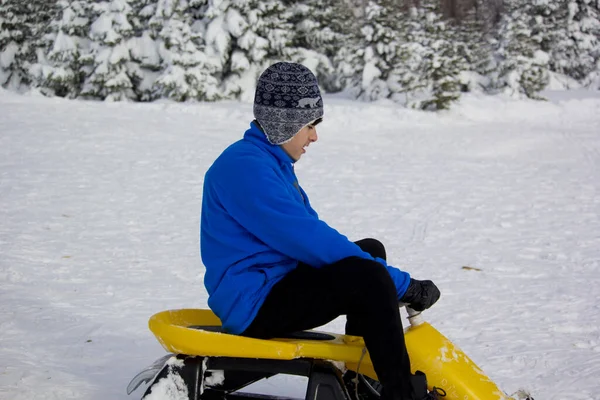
[243,238,413,400]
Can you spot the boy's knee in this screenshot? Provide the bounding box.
[338,258,398,310]
[355,238,387,260]
[343,257,395,290]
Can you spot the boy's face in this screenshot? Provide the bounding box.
[280,118,322,162]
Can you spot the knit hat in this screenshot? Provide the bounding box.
[253,62,324,145]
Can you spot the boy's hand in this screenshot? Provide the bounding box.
[400,279,440,312]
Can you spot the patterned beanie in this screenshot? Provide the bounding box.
[253,62,324,145]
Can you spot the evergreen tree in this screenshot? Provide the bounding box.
[3,0,596,105]
[332,2,366,97]
[556,0,600,82]
[454,7,494,92]
[420,31,462,109]
[290,0,348,59]
[80,0,138,101]
[372,2,464,110]
[339,1,464,110]
[415,2,464,110]
[0,0,58,89]
[0,0,21,87]
[128,0,160,100]
[351,0,404,101]
[150,0,219,101]
[287,0,355,92]
[251,1,294,59]
[586,61,600,89]
[130,0,156,34]
[529,0,565,56]
[388,6,431,106]
[30,0,90,98]
[201,0,296,101]
[494,1,550,99]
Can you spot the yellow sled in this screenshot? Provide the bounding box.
[141,308,523,400]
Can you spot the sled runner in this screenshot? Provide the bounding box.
[127,308,532,400]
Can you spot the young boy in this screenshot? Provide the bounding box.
[200,62,441,400]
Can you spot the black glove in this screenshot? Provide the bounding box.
[400,279,440,312]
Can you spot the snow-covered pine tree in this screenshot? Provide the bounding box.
[416,1,464,110]
[332,3,366,98]
[529,0,565,54]
[338,0,464,110]
[201,0,296,101]
[150,0,219,101]
[388,6,431,106]
[350,0,404,101]
[187,0,210,19]
[0,1,20,87]
[30,0,90,98]
[0,0,21,87]
[555,0,600,82]
[249,0,298,66]
[0,0,59,90]
[130,0,156,34]
[202,0,257,101]
[290,0,348,59]
[128,0,161,100]
[526,0,579,90]
[80,0,138,101]
[454,5,495,92]
[586,62,600,89]
[494,1,550,99]
[287,0,355,92]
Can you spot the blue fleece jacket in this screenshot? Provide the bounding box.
[200,122,411,334]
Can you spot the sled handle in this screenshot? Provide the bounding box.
[405,306,425,327]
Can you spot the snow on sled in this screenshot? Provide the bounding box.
[127,308,533,400]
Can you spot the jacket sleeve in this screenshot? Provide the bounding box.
[213,157,411,299]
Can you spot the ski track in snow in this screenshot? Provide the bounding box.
[1,89,599,399]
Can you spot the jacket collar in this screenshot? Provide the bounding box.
[243,121,295,165]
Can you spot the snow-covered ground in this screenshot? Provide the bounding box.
[1,88,599,400]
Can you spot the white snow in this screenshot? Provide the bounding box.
[205,15,232,63]
[130,33,161,68]
[91,14,114,38]
[143,357,188,400]
[204,370,225,387]
[1,89,600,400]
[225,8,247,38]
[51,31,77,55]
[0,41,18,69]
[361,60,381,89]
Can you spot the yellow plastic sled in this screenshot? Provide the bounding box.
[143,308,523,400]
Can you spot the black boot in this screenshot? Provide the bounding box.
[410,371,446,400]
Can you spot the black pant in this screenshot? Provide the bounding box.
[243,239,413,400]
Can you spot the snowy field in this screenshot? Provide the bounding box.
[1,88,599,400]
